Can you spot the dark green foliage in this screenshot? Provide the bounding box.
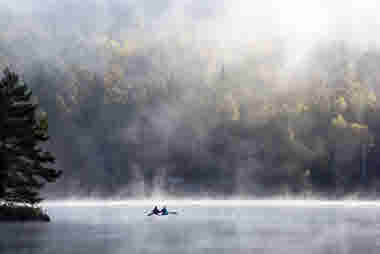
[0,203,50,221]
[0,68,61,204]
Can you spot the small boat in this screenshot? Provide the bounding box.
[160,211,178,216]
[146,211,178,216]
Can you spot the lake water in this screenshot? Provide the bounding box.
[1,200,380,254]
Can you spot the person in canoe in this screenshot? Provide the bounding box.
[160,206,168,216]
[147,205,178,216]
[147,206,161,216]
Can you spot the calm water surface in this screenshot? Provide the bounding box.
[1,203,380,254]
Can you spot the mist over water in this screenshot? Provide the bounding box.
[1,201,380,254]
[41,199,380,208]
[2,1,380,253]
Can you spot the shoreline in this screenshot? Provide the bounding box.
[0,204,50,222]
[42,198,380,208]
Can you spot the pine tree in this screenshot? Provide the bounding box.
[0,68,61,205]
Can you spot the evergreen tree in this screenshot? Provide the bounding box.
[0,68,61,205]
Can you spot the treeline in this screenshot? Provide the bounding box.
[1,10,380,198]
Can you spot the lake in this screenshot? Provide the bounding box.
[0,200,380,254]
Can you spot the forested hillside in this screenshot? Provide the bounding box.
[1,1,380,198]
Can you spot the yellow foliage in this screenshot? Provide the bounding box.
[368,91,377,105]
[351,81,361,88]
[231,106,240,121]
[332,114,347,128]
[109,40,121,49]
[97,37,136,57]
[226,94,240,121]
[263,105,273,112]
[119,40,140,56]
[296,103,309,113]
[108,39,143,57]
[350,122,369,136]
[218,94,240,121]
[350,122,368,130]
[335,96,347,112]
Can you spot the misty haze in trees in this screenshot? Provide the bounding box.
[0,0,380,198]
[0,68,61,204]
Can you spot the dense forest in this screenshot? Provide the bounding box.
[1,1,380,198]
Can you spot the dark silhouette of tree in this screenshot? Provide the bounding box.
[0,68,61,205]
